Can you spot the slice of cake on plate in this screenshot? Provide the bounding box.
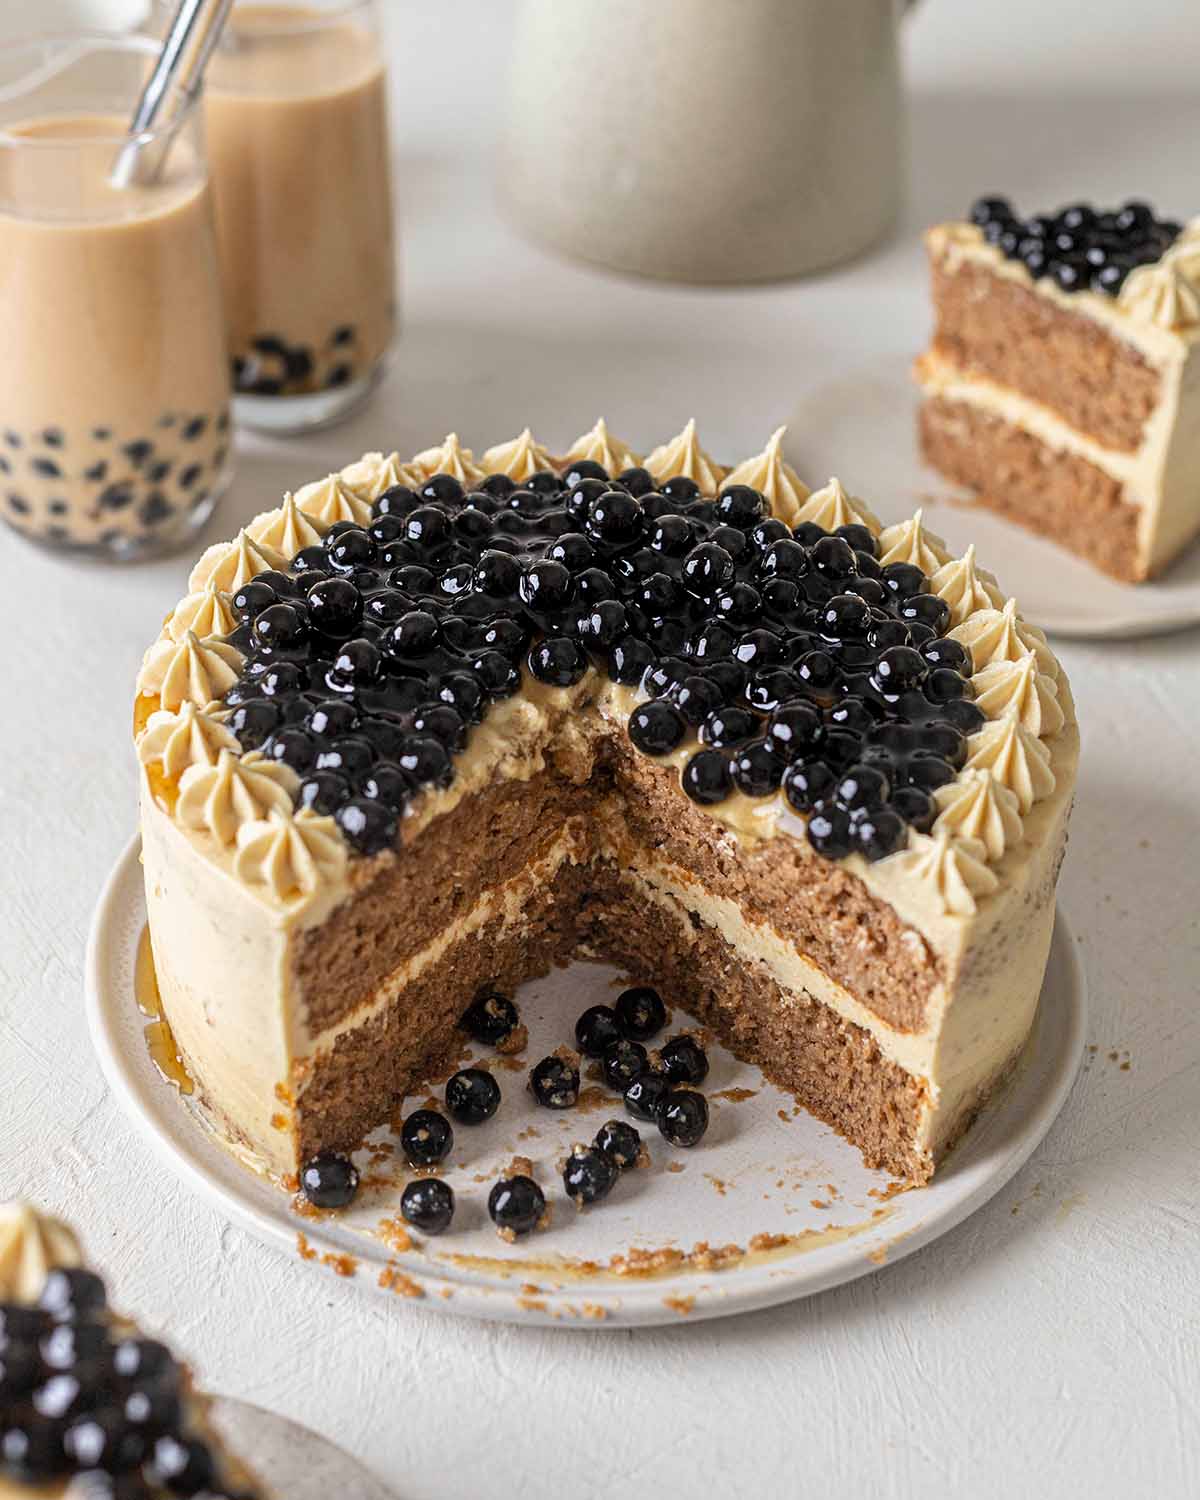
[132,421,1078,1189]
[0,1201,269,1497]
[915,197,1200,581]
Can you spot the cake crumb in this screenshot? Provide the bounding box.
[296,1232,316,1262]
[496,1023,528,1055]
[377,1216,414,1253]
[666,1160,685,1173]
[810,1199,830,1211]
[497,1056,526,1072]
[868,1180,909,1202]
[580,1303,607,1321]
[664,1295,695,1316]
[508,1155,534,1178]
[324,1252,357,1279]
[270,1113,288,1132]
[705,1174,729,1197]
[516,1296,547,1312]
[379,1263,424,1298]
[520,1282,542,1295]
[866,1246,889,1265]
[274,1081,294,1106]
[575,1085,611,1113]
[712,1087,757,1103]
[748,1232,788,1253]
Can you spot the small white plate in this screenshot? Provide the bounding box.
[87,837,1086,1328]
[787,356,1200,640]
[207,1399,395,1500]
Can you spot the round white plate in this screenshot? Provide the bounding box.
[786,355,1200,640]
[87,836,1087,1328]
[207,1399,395,1500]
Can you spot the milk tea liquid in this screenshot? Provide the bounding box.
[0,116,230,550]
[206,4,396,403]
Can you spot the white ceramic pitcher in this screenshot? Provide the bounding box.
[501,0,910,283]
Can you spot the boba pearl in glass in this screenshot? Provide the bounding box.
[0,35,232,558]
[202,1,398,433]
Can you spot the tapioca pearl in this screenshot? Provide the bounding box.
[286,347,314,383]
[7,492,30,514]
[45,524,68,543]
[48,499,69,516]
[31,455,61,478]
[4,430,20,447]
[99,482,135,511]
[216,409,230,433]
[139,493,173,527]
[332,324,356,347]
[178,463,202,490]
[41,427,64,448]
[327,363,352,388]
[157,412,177,429]
[91,426,111,441]
[0,454,9,474]
[123,438,154,467]
[147,458,172,484]
[182,415,208,441]
[84,459,108,482]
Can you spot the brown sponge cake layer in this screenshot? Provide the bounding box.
[295,858,936,1182]
[919,394,1143,582]
[929,257,1160,452]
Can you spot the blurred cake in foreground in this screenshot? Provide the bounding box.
[916,197,1200,581]
[132,421,1078,1188]
[0,1201,268,1497]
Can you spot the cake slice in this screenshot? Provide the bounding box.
[0,1202,268,1498]
[915,197,1200,581]
[132,422,1078,1189]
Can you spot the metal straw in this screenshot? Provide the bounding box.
[111,0,236,188]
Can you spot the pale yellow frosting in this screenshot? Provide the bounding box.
[481,427,554,481]
[933,769,1023,862]
[248,492,328,556]
[138,701,239,778]
[877,508,951,572]
[644,419,725,491]
[188,530,288,594]
[950,597,1058,677]
[340,450,419,501]
[720,426,811,524]
[177,749,297,846]
[964,716,1056,814]
[1118,260,1200,331]
[0,1202,81,1302]
[167,582,239,642]
[137,630,243,712]
[562,417,642,474]
[234,807,346,903]
[410,432,486,486]
[790,475,881,535]
[972,654,1065,737]
[293,473,374,527]
[881,830,998,917]
[927,544,1003,627]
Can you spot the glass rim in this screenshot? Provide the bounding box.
[0,31,201,150]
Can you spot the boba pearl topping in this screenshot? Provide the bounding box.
[0,1206,264,1497]
[967,195,1185,299]
[137,426,1068,917]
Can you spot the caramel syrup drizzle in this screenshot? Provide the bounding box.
[134,925,194,1095]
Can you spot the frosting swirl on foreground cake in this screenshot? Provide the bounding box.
[0,1202,268,1497]
[134,420,1065,911]
[132,422,1078,1186]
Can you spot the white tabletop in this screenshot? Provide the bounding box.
[3,2,1199,1496]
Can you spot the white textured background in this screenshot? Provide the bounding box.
[2,2,1200,1496]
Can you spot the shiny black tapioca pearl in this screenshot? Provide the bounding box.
[149,1432,219,1492]
[381,609,440,660]
[563,1146,617,1208]
[745,666,804,713]
[563,477,609,521]
[687,620,737,662]
[400,1178,455,1235]
[729,739,784,796]
[854,808,908,861]
[658,475,701,504]
[712,582,763,625]
[0,1341,43,1401]
[681,541,735,593]
[431,670,486,723]
[546,531,595,572]
[667,674,723,726]
[614,986,666,1042]
[401,1108,454,1167]
[561,457,610,488]
[297,771,351,815]
[528,635,588,687]
[819,592,871,640]
[445,1067,501,1125]
[708,523,751,564]
[602,1039,648,1092]
[594,1118,643,1170]
[487,1174,545,1236]
[701,705,758,748]
[362,590,412,629]
[628,699,686,756]
[682,747,733,805]
[879,561,925,599]
[575,1004,623,1057]
[1,1413,68,1481]
[714,484,765,530]
[756,538,808,581]
[616,465,655,497]
[391,735,451,788]
[764,700,823,757]
[314,735,375,777]
[583,487,643,544]
[415,473,465,509]
[733,627,785,669]
[63,1407,149,1472]
[305,576,362,639]
[471,648,522,697]
[657,1089,708,1147]
[475,616,530,659]
[327,636,383,691]
[300,1150,360,1209]
[462,990,520,1047]
[529,1053,580,1109]
[232,579,278,622]
[782,759,836,814]
[227,699,281,750]
[648,513,694,556]
[807,534,856,580]
[250,601,309,653]
[305,697,357,738]
[410,705,468,751]
[357,761,412,811]
[39,1268,107,1324]
[894,753,957,793]
[834,763,890,813]
[578,598,630,651]
[519,557,573,611]
[657,1034,709,1085]
[335,794,398,854]
[372,484,422,520]
[890,784,936,832]
[795,649,839,694]
[806,803,853,858]
[623,1071,671,1122]
[897,593,951,633]
[872,644,927,695]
